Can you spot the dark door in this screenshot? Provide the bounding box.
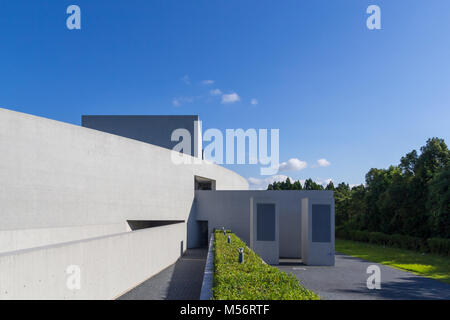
[198,221,209,247]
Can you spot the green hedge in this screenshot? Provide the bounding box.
[212,230,319,300]
[336,227,450,256]
[428,238,450,256]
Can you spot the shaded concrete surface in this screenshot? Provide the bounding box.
[118,248,207,300]
[277,253,450,300]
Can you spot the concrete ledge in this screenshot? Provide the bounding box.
[0,223,186,300]
[199,233,214,300]
[0,223,129,254]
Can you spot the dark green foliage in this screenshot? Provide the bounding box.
[357,138,449,239]
[267,178,323,191]
[268,177,303,190]
[427,163,450,238]
[212,231,319,300]
[428,238,450,256]
[303,178,324,190]
[325,181,335,190]
[335,227,449,256]
[269,138,449,241]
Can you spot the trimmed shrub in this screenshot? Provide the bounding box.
[335,226,349,239]
[428,238,450,256]
[336,228,448,256]
[368,232,387,245]
[212,231,319,300]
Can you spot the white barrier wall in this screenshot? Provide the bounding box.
[0,107,248,299]
[0,223,186,300]
[0,107,247,232]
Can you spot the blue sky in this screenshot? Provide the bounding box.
[1,1,449,189]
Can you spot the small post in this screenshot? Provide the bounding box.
[227,235,231,244]
[238,248,244,263]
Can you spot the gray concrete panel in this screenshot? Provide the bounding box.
[82,115,199,156]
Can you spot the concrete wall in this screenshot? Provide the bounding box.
[82,115,201,157]
[301,197,335,266]
[196,191,252,245]
[0,223,186,300]
[0,108,248,234]
[0,107,247,299]
[195,190,334,264]
[0,223,129,254]
[250,197,280,265]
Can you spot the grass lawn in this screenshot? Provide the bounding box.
[336,239,450,284]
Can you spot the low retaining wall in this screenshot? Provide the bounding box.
[0,223,186,300]
[199,233,214,300]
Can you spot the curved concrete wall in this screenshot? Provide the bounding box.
[0,223,129,254]
[0,107,247,299]
[0,108,248,233]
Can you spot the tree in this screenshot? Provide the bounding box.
[304,178,324,190]
[364,167,396,231]
[347,184,366,229]
[325,181,335,190]
[268,138,449,240]
[399,150,418,176]
[334,182,351,226]
[415,138,450,184]
[293,180,303,190]
[284,178,293,190]
[407,138,449,237]
[427,163,450,238]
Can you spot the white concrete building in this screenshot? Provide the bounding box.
[0,107,334,299]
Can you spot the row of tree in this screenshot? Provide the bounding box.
[267,138,449,239]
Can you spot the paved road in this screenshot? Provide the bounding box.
[118,248,207,300]
[278,253,450,300]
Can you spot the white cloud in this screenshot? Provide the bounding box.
[250,98,258,105]
[172,96,194,107]
[181,75,191,85]
[210,88,222,96]
[278,158,307,172]
[201,80,215,85]
[248,175,293,190]
[316,158,331,167]
[172,98,181,107]
[221,92,240,104]
[318,178,333,187]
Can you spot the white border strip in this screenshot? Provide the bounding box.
[199,233,214,300]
